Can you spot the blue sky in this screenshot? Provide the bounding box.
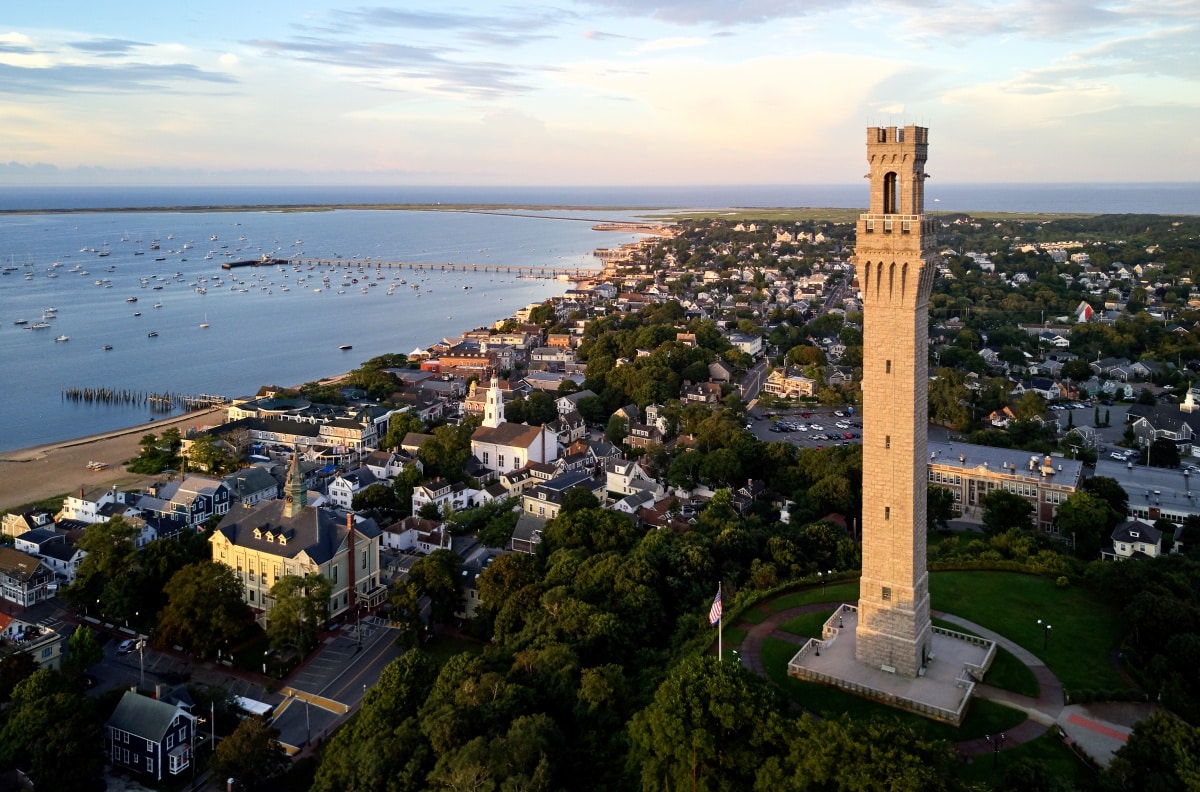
[2,1,1197,185]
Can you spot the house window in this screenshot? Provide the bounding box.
[498,455,505,468]
[147,758,153,774]
[167,734,173,748]
[882,586,892,601]
[249,590,255,602]
[332,565,338,583]
[362,550,367,570]
[482,452,489,465]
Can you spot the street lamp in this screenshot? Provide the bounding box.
[985,732,1007,768]
[731,649,740,666]
[1038,619,1052,651]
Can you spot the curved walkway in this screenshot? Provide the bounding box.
[735,601,1066,758]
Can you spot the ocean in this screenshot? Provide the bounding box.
[1,182,1197,454]
[0,206,649,453]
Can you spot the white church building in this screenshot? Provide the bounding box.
[470,376,559,479]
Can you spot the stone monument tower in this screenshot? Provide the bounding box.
[853,126,936,677]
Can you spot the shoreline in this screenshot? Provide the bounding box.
[0,406,226,512]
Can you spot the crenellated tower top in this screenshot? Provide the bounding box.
[864,125,929,216]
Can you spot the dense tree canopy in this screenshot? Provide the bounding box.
[157,561,252,657]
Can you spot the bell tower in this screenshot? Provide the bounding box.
[283,445,307,519]
[853,126,936,678]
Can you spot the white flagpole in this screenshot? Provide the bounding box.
[717,583,723,661]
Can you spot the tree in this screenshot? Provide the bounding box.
[1085,476,1130,517]
[1014,391,1048,422]
[927,485,955,532]
[62,625,104,676]
[1055,491,1119,559]
[418,424,473,482]
[0,652,37,704]
[382,410,424,449]
[606,414,628,445]
[211,717,290,790]
[267,573,332,654]
[560,487,600,514]
[186,432,235,474]
[981,489,1034,535]
[528,302,556,326]
[388,579,424,650]
[68,515,139,617]
[1148,437,1181,468]
[408,549,463,625]
[0,670,103,791]
[391,464,423,515]
[156,561,251,657]
[628,655,789,791]
[1101,709,1200,792]
[351,482,401,516]
[311,652,438,791]
[526,390,558,425]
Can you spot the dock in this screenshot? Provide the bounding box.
[241,258,603,281]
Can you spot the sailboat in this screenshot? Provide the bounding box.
[199,314,210,329]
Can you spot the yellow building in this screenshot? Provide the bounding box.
[210,453,385,621]
[763,368,817,399]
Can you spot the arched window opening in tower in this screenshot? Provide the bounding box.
[883,171,898,214]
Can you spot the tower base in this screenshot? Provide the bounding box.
[788,604,996,726]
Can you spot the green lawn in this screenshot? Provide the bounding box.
[779,610,835,638]
[768,581,860,612]
[421,634,485,667]
[932,617,1040,698]
[758,637,1026,742]
[956,731,1098,790]
[721,626,748,646]
[737,607,772,625]
[929,570,1128,692]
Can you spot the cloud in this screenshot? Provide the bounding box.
[0,32,40,55]
[628,37,708,54]
[890,0,1200,46]
[67,38,149,55]
[579,0,853,26]
[1021,25,1200,85]
[333,5,570,46]
[249,36,534,97]
[582,29,637,41]
[0,61,238,96]
[246,5,580,97]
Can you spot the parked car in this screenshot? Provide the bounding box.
[117,638,136,654]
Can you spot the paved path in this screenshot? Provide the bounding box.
[729,600,1080,763]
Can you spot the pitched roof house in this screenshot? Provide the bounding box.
[106,690,196,781]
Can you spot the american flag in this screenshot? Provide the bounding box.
[708,586,722,626]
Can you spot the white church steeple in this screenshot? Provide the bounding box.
[482,374,505,429]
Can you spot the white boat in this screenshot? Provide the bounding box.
[55,335,69,342]
[199,314,210,329]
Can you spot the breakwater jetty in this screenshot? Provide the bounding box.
[62,387,228,412]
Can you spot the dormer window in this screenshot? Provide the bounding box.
[266,533,274,543]
[1129,531,1139,538]
[278,534,287,546]
[253,528,261,539]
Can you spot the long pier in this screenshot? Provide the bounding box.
[231,257,603,280]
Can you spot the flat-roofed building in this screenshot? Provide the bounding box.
[927,441,1083,534]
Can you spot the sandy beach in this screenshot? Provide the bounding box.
[0,406,227,513]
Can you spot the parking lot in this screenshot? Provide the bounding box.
[747,405,863,450]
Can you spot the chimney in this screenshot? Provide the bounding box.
[346,513,356,613]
